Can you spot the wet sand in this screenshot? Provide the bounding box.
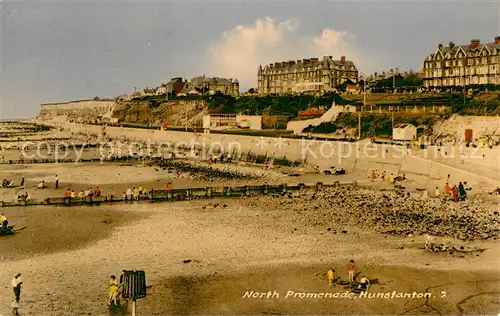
[0,206,146,261]
[151,264,500,315]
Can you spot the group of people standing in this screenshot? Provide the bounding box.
[64,187,102,202]
[442,181,468,202]
[371,170,406,185]
[327,260,370,291]
[123,186,150,201]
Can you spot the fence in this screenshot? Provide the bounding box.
[0,181,359,208]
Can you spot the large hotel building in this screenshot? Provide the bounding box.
[422,37,500,88]
[257,56,358,95]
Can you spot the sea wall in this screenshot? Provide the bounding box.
[433,115,500,142]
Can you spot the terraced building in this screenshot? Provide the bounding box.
[422,37,500,88]
[257,56,358,95]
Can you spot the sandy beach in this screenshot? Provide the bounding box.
[0,121,499,315]
[1,187,499,315]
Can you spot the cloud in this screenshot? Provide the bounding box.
[205,17,384,91]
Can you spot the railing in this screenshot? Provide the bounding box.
[0,181,359,208]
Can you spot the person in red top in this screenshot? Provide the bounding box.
[445,183,452,196]
[166,182,173,191]
[452,185,459,202]
[64,189,71,203]
[347,260,356,282]
[371,170,377,181]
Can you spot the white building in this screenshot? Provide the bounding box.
[392,123,417,141]
[156,86,167,95]
[236,115,262,130]
[203,114,262,130]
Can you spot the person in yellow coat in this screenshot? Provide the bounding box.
[108,275,119,306]
[327,267,336,287]
[389,173,395,184]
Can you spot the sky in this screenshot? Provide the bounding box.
[1,0,499,119]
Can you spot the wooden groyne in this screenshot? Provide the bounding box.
[0,181,359,208]
[1,158,106,165]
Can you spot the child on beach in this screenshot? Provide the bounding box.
[108,275,119,306]
[347,260,356,283]
[327,268,336,287]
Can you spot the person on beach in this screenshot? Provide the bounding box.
[71,190,76,199]
[358,276,370,291]
[458,182,466,201]
[108,275,119,306]
[12,273,22,301]
[347,260,356,282]
[37,181,45,189]
[65,189,71,202]
[327,267,336,287]
[371,170,377,181]
[122,192,127,201]
[166,182,173,192]
[445,183,452,196]
[134,187,140,200]
[388,173,395,184]
[435,187,440,198]
[94,187,101,197]
[452,185,459,202]
[464,182,472,191]
[490,187,500,195]
[1,213,8,227]
[20,176,24,188]
[78,190,84,200]
[126,188,133,200]
[54,175,59,189]
[87,187,94,202]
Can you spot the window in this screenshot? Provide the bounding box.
[458,60,463,66]
[468,59,473,65]
[492,57,498,63]
[482,57,487,64]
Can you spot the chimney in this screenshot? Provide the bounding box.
[495,36,500,44]
[341,56,346,63]
[470,39,480,49]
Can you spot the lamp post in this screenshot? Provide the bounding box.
[360,72,370,112]
[392,66,400,90]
